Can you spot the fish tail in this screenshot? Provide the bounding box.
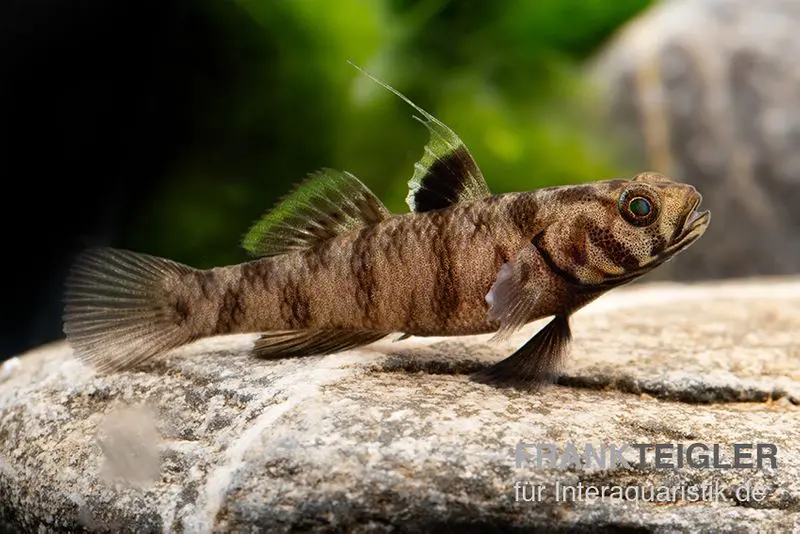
[63,247,197,373]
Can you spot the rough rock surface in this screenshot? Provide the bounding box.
[1,278,799,533]
[589,0,800,281]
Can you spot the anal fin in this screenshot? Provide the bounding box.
[252,329,388,359]
[470,315,572,391]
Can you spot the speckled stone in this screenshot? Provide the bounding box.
[1,278,799,533]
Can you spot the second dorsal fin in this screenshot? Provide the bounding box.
[242,168,390,258]
[349,61,491,213]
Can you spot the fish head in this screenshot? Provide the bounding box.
[542,171,711,288]
[625,171,711,266]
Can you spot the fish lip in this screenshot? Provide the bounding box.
[685,209,710,231]
[674,193,710,242]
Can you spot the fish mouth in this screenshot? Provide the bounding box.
[672,193,710,248]
[634,193,710,273]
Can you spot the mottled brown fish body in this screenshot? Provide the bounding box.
[179,193,564,339]
[62,64,710,391]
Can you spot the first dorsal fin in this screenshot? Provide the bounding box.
[242,168,390,258]
[349,61,491,213]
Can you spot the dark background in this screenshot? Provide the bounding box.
[0,0,654,361]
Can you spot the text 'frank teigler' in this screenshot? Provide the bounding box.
[514,442,778,470]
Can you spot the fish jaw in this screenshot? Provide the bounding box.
[664,190,711,258]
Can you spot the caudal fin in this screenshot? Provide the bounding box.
[63,247,196,373]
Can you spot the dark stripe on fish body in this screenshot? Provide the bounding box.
[383,223,405,264]
[648,229,667,257]
[431,212,460,327]
[507,194,539,236]
[314,239,337,271]
[302,243,323,273]
[404,286,421,332]
[586,221,640,271]
[281,274,310,329]
[217,284,247,333]
[468,206,494,239]
[194,270,217,301]
[349,224,380,323]
[291,282,311,328]
[278,275,292,326]
[265,261,279,287]
[173,297,190,324]
[566,215,591,267]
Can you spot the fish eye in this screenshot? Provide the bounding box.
[629,197,651,217]
[619,188,658,227]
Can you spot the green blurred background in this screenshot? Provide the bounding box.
[127,0,654,269]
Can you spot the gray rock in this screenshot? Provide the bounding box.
[1,277,800,533]
[589,0,800,281]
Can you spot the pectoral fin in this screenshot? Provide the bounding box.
[349,61,491,212]
[485,245,546,342]
[470,315,572,391]
[252,329,388,359]
[242,169,390,258]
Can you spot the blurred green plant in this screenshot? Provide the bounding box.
[125,0,654,268]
